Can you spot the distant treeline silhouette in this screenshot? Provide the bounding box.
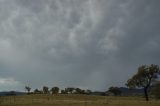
[25,86,92,95]
[24,64,160,101]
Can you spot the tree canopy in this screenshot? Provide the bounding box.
[50,87,59,94]
[126,64,160,101]
[25,86,31,94]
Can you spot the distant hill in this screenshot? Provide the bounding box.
[119,87,143,96]
[90,91,106,96]
[90,87,143,96]
[0,91,25,96]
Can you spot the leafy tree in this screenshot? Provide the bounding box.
[108,87,121,96]
[75,88,82,94]
[34,89,42,94]
[61,89,67,94]
[74,88,86,94]
[50,87,59,94]
[43,86,49,94]
[81,90,85,94]
[34,89,39,93]
[65,87,75,94]
[85,89,92,95]
[25,86,31,94]
[126,64,160,101]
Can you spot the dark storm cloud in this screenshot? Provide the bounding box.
[0,0,160,91]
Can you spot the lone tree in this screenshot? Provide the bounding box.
[108,87,121,96]
[126,64,160,101]
[25,86,31,94]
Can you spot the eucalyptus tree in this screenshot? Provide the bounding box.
[126,64,160,101]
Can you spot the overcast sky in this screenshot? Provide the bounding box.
[0,0,160,91]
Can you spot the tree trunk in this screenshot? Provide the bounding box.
[144,87,149,101]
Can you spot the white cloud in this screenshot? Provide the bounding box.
[0,77,23,91]
[0,77,19,85]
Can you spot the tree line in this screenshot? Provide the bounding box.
[25,64,160,101]
[25,86,92,95]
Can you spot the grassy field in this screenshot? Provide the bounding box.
[0,94,160,106]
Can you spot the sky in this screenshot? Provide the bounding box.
[0,0,160,91]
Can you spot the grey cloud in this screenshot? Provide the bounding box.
[0,0,160,91]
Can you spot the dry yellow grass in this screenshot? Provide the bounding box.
[0,94,160,106]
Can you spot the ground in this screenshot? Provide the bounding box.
[0,94,160,106]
